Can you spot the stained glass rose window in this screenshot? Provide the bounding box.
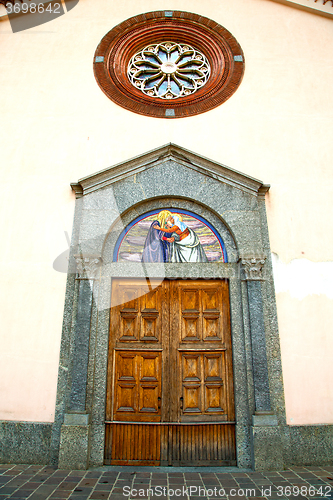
[94,11,245,118]
[127,42,210,99]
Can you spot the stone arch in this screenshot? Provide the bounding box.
[102,196,239,265]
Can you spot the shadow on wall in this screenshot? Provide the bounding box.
[5,0,80,33]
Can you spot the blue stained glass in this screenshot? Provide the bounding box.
[178,55,193,64]
[170,49,180,62]
[145,79,157,89]
[136,64,158,70]
[177,77,194,89]
[170,80,180,94]
[180,63,202,70]
[145,55,161,65]
[158,49,168,63]
[158,80,169,95]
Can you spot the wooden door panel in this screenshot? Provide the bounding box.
[113,351,162,422]
[140,286,161,341]
[119,286,139,309]
[106,423,162,465]
[178,282,225,345]
[182,354,201,381]
[204,353,223,381]
[117,352,136,381]
[203,311,221,342]
[182,313,200,342]
[105,278,236,465]
[116,383,136,413]
[171,424,236,466]
[140,311,159,341]
[143,287,160,309]
[140,353,160,381]
[202,287,219,310]
[116,281,162,344]
[183,384,201,413]
[139,385,159,413]
[181,288,201,342]
[119,311,139,342]
[182,288,200,310]
[204,384,224,412]
[180,351,227,419]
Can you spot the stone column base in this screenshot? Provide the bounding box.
[58,413,91,470]
[250,413,284,470]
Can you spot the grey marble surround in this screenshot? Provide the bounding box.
[3,145,331,469]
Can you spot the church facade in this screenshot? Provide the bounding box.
[0,0,332,470]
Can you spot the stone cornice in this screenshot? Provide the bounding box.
[70,183,83,199]
[71,143,269,198]
[268,0,333,19]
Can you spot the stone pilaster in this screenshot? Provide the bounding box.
[58,256,101,469]
[241,257,283,470]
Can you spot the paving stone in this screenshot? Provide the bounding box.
[72,487,93,494]
[50,490,72,498]
[45,478,67,485]
[95,484,113,491]
[68,496,91,500]
[79,479,98,488]
[58,481,80,490]
[0,465,332,500]
[22,482,41,489]
[10,491,34,498]
[89,492,110,499]
[0,486,17,494]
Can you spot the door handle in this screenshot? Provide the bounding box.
[158,396,161,409]
[180,397,183,410]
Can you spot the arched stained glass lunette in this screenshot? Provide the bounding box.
[113,209,228,263]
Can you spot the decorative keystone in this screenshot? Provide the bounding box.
[75,256,102,279]
[241,257,266,280]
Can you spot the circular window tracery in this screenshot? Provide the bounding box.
[128,42,211,100]
[94,11,245,119]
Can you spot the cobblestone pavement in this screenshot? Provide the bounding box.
[0,464,332,500]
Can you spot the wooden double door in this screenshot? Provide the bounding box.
[104,279,236,466]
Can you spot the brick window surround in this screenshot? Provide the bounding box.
[93,11,245,119]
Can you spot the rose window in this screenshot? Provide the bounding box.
[127,42,211,99]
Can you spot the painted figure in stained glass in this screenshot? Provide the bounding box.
[115,209,226,263]
[151,211,208,263]
[141,211,173,263]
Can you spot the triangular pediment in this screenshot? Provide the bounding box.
[71,143,269,197]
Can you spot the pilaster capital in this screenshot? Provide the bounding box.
[74,255,102,279]
[241,256,266,280]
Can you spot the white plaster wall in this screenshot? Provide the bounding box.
[0,0,332,424]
